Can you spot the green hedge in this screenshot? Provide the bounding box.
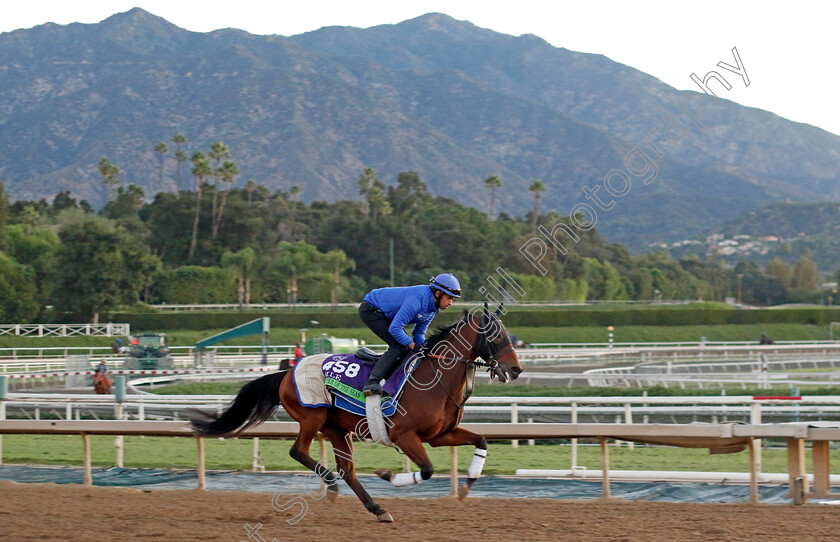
[109,311,363,330]
[501,308,840,327]
[109,307,840,331]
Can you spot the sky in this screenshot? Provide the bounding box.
[2,1,839,135]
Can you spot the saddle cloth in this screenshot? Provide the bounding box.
[323,352,418,417]
[290,351,419,416]
[291,354,332,407]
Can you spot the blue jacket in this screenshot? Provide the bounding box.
[364,285,438,346]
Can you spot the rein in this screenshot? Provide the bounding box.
[424,310,513,410]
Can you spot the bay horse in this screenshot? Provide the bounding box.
[93,371,113,394]
[191,304,522,522]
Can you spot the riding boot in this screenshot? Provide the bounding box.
[362,347,406,396]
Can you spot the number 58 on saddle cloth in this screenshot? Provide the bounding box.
[291,352,419,417]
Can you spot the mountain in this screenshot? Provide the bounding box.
[292,14,840,199]
[665,202,840,272]
[1,9,838,249]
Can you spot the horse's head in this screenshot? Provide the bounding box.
[472,303,522,383]
[425,304,523,383]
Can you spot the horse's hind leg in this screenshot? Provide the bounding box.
[319,421,393,522]
[286,408,341,499]
[375,432,435,488]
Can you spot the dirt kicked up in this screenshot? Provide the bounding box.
[2,481,840,542]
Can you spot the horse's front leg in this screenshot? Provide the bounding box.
[428,427,487,500]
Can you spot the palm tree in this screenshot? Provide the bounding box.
[274,241,321,309]
[98,158,120,200]
[125,183,145,211]
[245,180,257,204]
[154,142,168,184]
[221,247,256,308]
[290,185,301,201]
[188,152,211,261]
[322,249,355,310]
[484,175,501,217]
[172,134,187,186]
[207,141,230,227]
[212,160,239,239]
[529,179,547,235]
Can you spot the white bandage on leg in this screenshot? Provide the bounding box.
[391,471,423,487]
[468,448,487,479]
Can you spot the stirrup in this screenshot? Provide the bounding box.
[362,380,382,396]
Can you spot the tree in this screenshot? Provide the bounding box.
[52,217,159,322]
[188,152,211,261]
[221,247,257,307]
[484,175,501,217]
[528,179,546,235]
[245,180,257,204]
[322,249,355,309]
[791,253,819,291]
[102,183,145,220]
[207,141,230,227]
[212,160,239,239]
[0,181,8,228]
[357,169,390,224]
[172,134,187,185]
[387,171,429,216]
[98,158,120,200]
[174,151,187,187]
[765,258,792,288]
[0,251,40,322]
[154,142,168,184]
[272,241,322,307]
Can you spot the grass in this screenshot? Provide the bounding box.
[0,323,832,349]
[4,434,838,475]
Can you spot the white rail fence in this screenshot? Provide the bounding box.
[0,323,130,337]
[3,393,837,426]
[1,417,839,502]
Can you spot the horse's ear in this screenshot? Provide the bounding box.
[495,303,504,316]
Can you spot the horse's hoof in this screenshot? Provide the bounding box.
[457,484,471,501]
[374,468,393,481]
[377,511,394,523]
[326,488,338,503]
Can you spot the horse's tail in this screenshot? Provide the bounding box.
[190,370,288,437]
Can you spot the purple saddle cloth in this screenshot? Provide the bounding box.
[321,353,418,417]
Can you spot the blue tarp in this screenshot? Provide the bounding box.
[0,466,810,503]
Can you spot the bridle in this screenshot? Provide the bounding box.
[424,306,516,409]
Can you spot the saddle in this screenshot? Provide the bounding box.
[354,347,382,366]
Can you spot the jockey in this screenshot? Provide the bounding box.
[359,273,461,396]
[96,359,108,375]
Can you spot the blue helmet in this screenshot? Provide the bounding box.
[430,273,461,298]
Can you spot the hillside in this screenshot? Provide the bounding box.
[0,9,839,248]
[664,202,840,272]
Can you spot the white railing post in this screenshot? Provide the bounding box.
[510,403,519,448]
[570,401,578,469]
[751,401,762,476]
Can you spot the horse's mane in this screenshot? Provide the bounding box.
[425,309,507,350]
[425,310,471,352]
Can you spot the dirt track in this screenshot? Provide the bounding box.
[2,481,840,541]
